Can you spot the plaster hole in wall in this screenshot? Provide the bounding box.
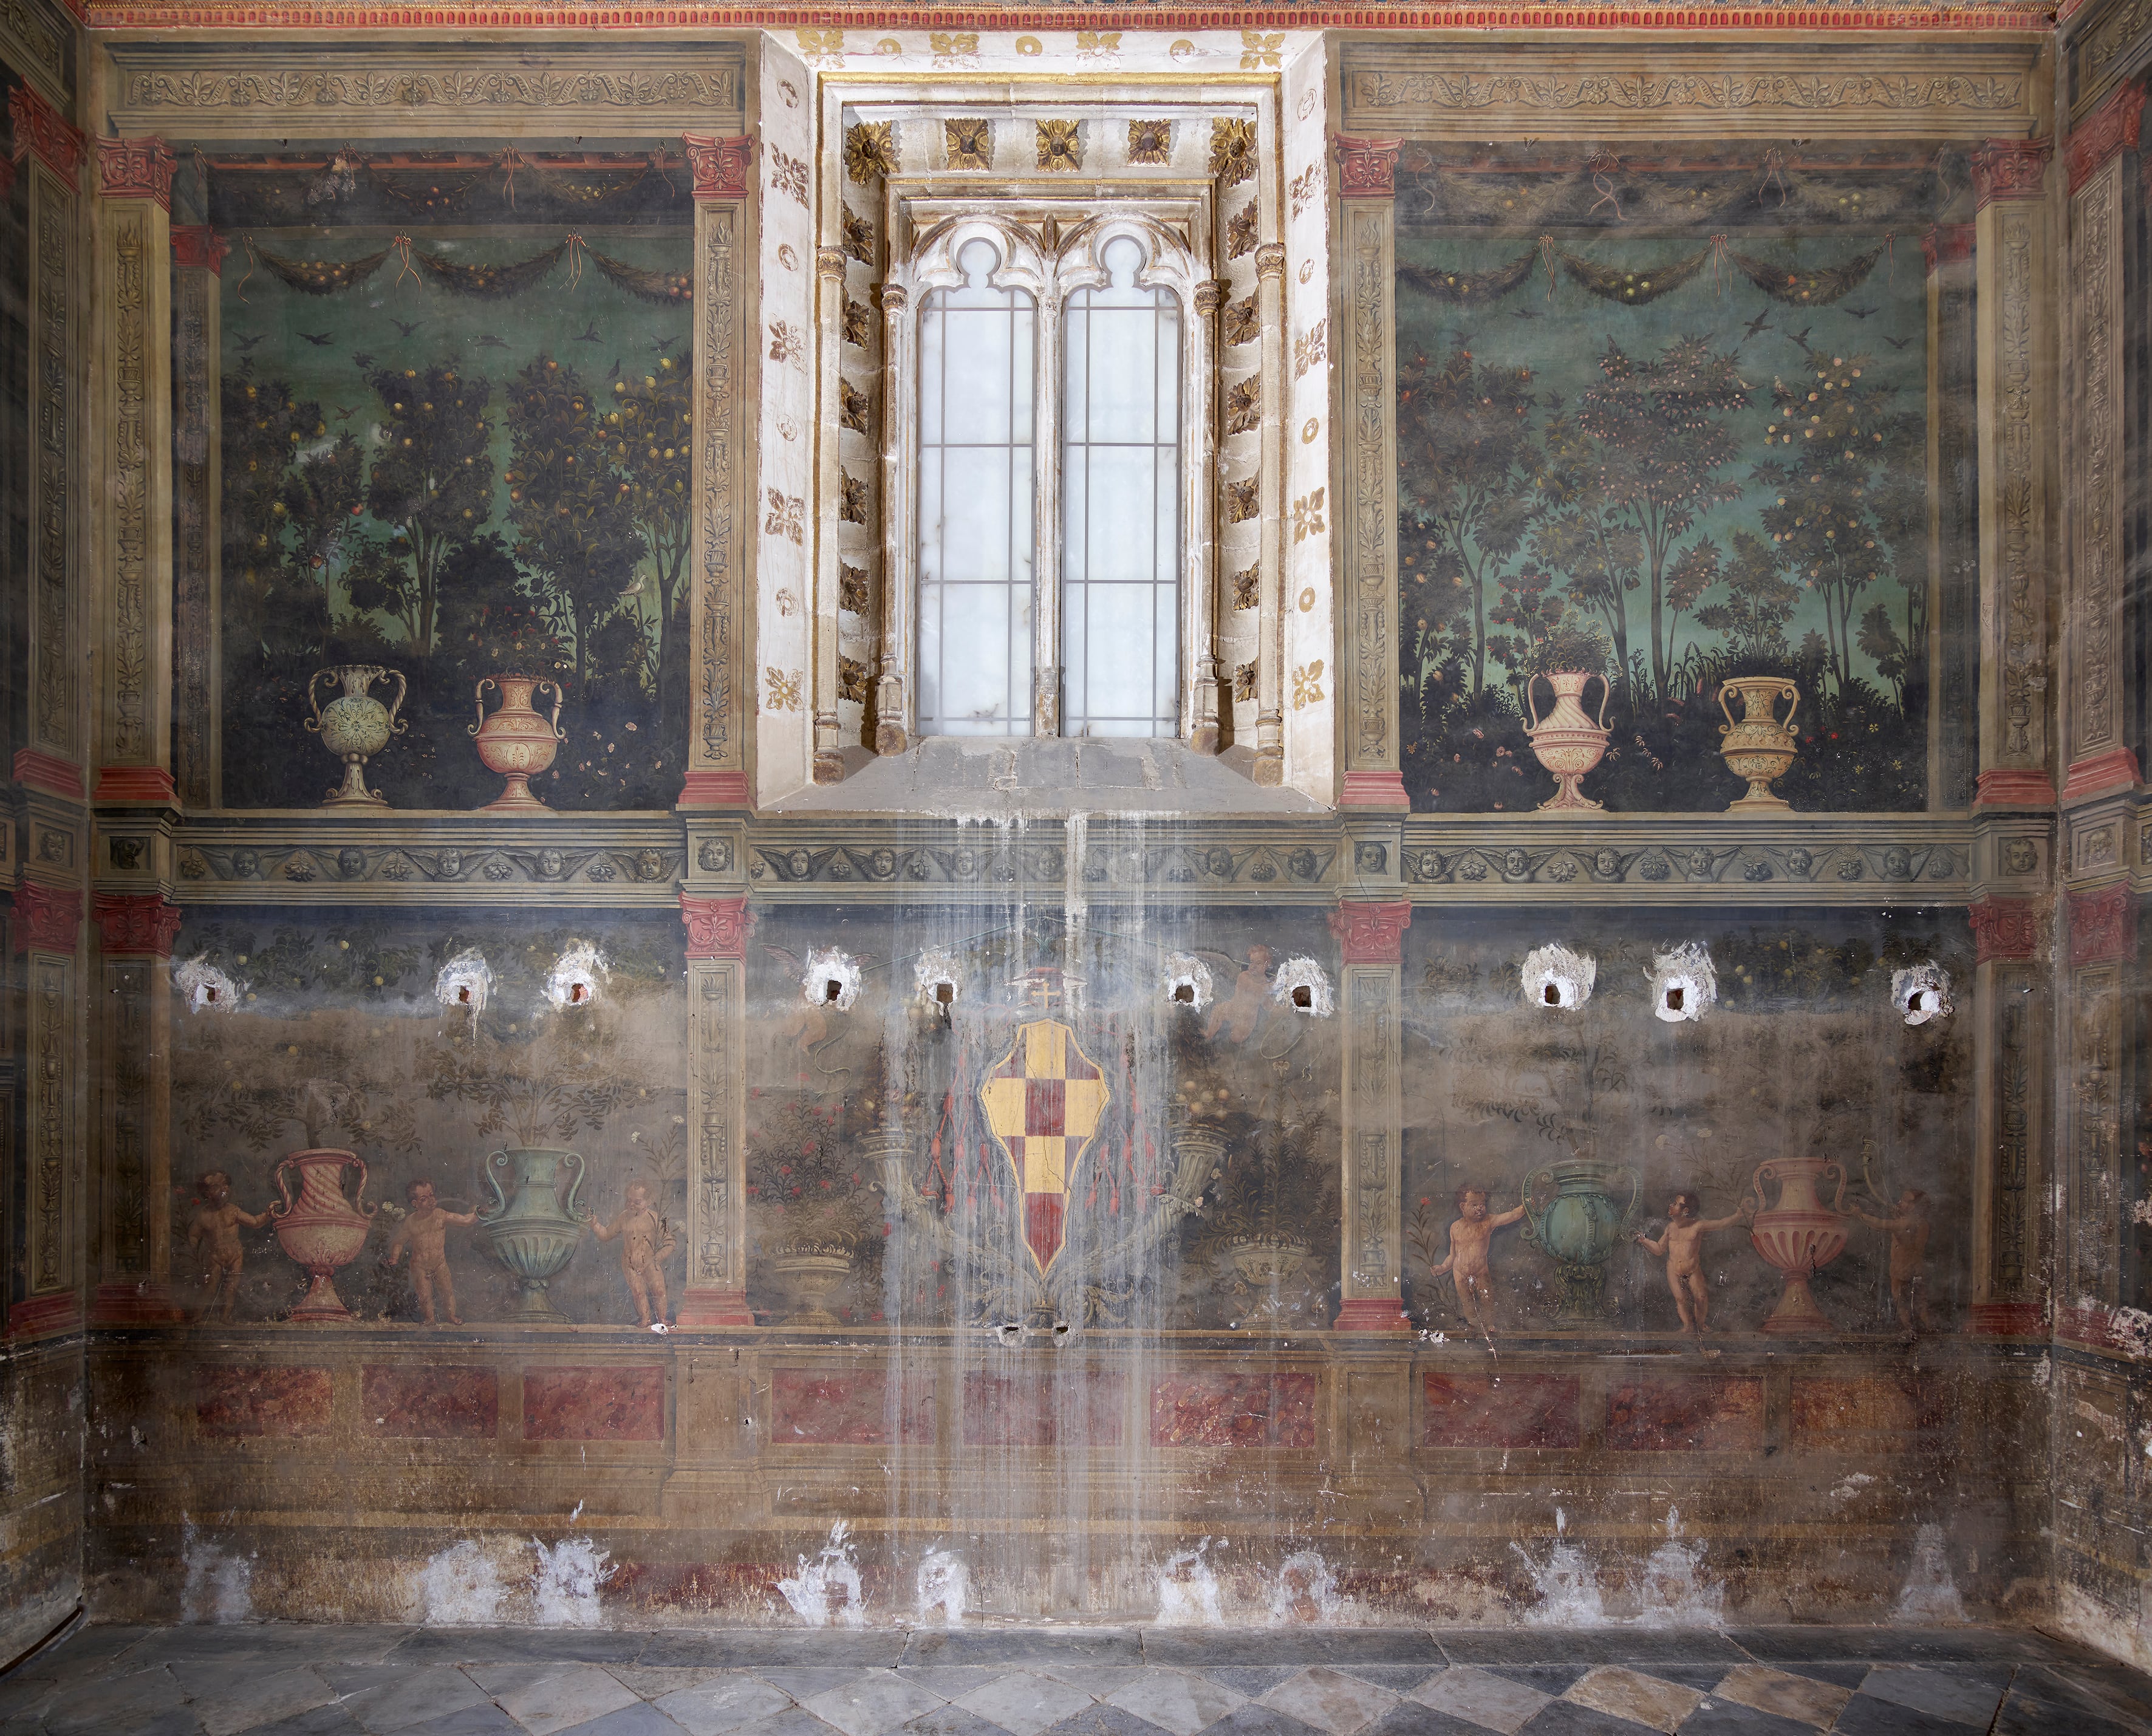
[803,947,862,1013]
[1175,983,1195,1003]
[1292,985,1312,1009]
[1893,963,1953,1026]
[542,941,606,1011]
[1648,943,1717,1023]
[1665,987,1684,1013]
[824,979,842,1004]
[1522,944,1595,1011]
[175,957,242,1015]
[1164,952,1214,1012]
[915,948,960,1014]
[937,982,954,1006]
[1269,956,1334,1017]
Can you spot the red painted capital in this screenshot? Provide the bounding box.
[1970,138,2052,208]
[2067,82,2145,194]
[171,225,231,275]
[97,137,176,208]
[1333,134,1402,199]
[2068,884,2136,965]
[8,85,84,181]
[1969,897,2038,964]
[680,891,750,960]
[681,134,753,200]
[1331,900,1412,965]
[14,880,82,954]
[1921,224,1974,273]
[93,893,184,959]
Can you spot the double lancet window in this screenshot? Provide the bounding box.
[892,216,1203,742]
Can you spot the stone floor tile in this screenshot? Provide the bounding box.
[902,1709,1017,1736]
[1408,1667,1553,1736]
[597,1668,723,1701]
[1147,1638,1441,1672]
[1198,1707,1328,1736]
[317,1663,493,1734]
[1827,1697,1980,1736]
[1478,1672,1586,1700]
[548,1707,692,1736]
[247,1705,371,1736]
[1324,1669,1442,1695]
[35,1623,156,1674]
[1672,1702,1819,1736]
[1364,1706,1491,1736]
[1259,1668,1399,1736]
[1724,1630,2056,1667]
[392,1635,645,1669]
[910,1635,1144,1669]
[1194,1672,1308,1700]
[1509,1705,1652,1735]
[648,1673,799,1736]
[1558,1667,1701,1735]
[1033,1709,1182,1736]
[1101,1667,1249,1735]
[1438,1636,1745,1671]
[1705,1664,1849,1730]
[954,1669,1101,1736]
[489,1664,643,1736]
[2018,1661,2152,1727]
[1993,1683,2142,1736]
[1025,1665,1147,1697]
[1854,1666,2012,1726]
[393,1707,538,1736]
[898,1669,1021,1700]
[43,1664,193,1735]
[801,1674,950,1736]
[186,1663,338,1736]
[637,1634,906,1672]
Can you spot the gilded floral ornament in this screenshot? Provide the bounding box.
[1128,118,1173,165]
[945,118,991,171]
[1211,117,1257,185]
[844,121,895,185]
[1036,119,1084,173]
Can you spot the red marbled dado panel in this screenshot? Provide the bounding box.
[1606,1376,1764,1452]
[1150,1374,1317,1449]
[1791,1375,1932,1454]
[1423,1373,1580,1449]
[772,1369,934,1446]
[523,1365,665,1442]
[196,1365,332,1438]
[964,1372,1125,1447]
[361,1365,499,1440]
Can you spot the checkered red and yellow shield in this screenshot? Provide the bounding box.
[979,1019,1111,1274]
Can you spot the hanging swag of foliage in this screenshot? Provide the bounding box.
[234,234,690,304]
[244,239,395,296]
[1396,246,1540,305]
[586,250,695,306]
[1404,237,1890,310]
[408,238,572,299]
[1551,241,1715,304]
[1725,241,1888,307]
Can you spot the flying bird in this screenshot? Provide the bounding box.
[1510,307,1540,320]
[352,353,375,370]
[1884,335,1913,351]
[575,323,603,343]
[1741,309,1774,341]
[1843,304,1878,320]
[333,405,357,422]
[297,332,334,347]
[471,334,510,349]
[1785,327,1812,350]
[649,333,680,352]
[391,318,425,339]
[231,333,267,354]
[606,360,621,380]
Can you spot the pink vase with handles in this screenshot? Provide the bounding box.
[470,675,566,812]
[271,1149,376,1322]
[1524,671,1611,811]
[1748,1154,1849,1335]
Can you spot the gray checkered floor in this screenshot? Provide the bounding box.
[2,1623,2146,1736]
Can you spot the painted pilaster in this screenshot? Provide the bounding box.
[1189,279,1225,754]
[1333,135,1407,813]
[2058,886,2137,1336]
[875,281,912,755]
[1331,898,1410,1331]
[1966,896,2047,1336]
[171,227,227,813]
[1252,242,1288,785]
[678,134,753,810]
[678,892,752,1326]
[10,882,82,1339]
[1924,224,1978,813]
[91,137,177,808]
[2062,83,2145,805]
[89,895,182,1325]
[1970,139,2057,811]
[811,244,847,783]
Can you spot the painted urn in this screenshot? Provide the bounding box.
[1523,672,1611,811]
[470,675,567,812]
[1748,1153,1850,1334]
[477,1147,590,1322]
[1520,1158,1638,1320]
[1717,675,1801,812]
[770,1248,853,1329]
[270,1149,377,1322]
[306,665,407,807]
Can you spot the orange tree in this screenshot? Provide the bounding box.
[360,363,496,671]
[607,352,694,725]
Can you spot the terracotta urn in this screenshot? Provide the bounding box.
[270,1149,377,1322]
[1717,675,1800,812]
[1748,1154,1850,1334]
[771,1248,853,1328]
[477,1147,590,1322]
[1524,672,1611,811]
[1521,1158,1638,1321]
[306,665,406,807]
[470,675,566,812]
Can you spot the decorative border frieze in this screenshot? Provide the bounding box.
[172,822,685,905]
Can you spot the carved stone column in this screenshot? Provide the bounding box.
[811,244,848,783]
[89,895,182,1325]
[1924,224,1978,812]
[2059,886,2137,1334]
[1189,279,1225,754]
[90,137,177,808]
[678,892,753,1326]
[1971,139,2056,810]
[9,882,81,1339]
[2063,84,2145,806]
[1331,898,1410,1331]
[171,226,227,813]
[875,282,912,754]
[1966,897,2047,1336]
[678,135,753,809]
[1333,135,1407,813]
[1252,242,1289,786]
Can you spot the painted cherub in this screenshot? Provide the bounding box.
[1203,945,1276,1045]
[1427,1186,1527,1338]
[1634,1191,1754,1343]
[1855,1187,1930,1335]
[593,1181,677,1328]
[188,1170,268,1324]
[387,1180,477,1327]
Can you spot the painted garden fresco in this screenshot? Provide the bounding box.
[208,151,694,810]
[1395,146,1955,813]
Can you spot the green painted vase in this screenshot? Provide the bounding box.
[1520,1158,1639,1321]
[478,1147,590,1322]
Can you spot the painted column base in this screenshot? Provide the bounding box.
[678,1287,755,1328]
[1333,1297,1410,1332]
[92,766,178,805]
[678,770,751,807]
[1964,1301,2046,1337]
[1339,770,1410,812]
[91,1280,185,1326]
[6,1293,81,1339]
[1973,768,2056,809]
[2060,748,2141,805]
